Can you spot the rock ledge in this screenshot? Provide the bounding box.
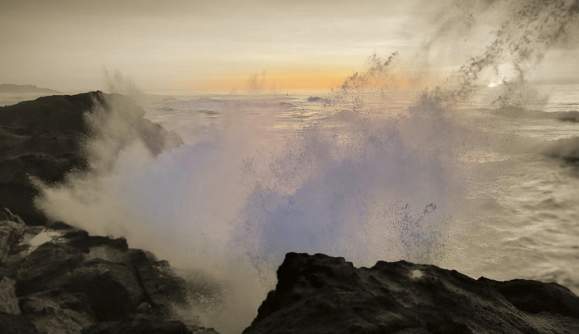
[244,252,579,334]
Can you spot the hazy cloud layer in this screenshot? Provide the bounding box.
[0,0,577,92]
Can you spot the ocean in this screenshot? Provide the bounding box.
[2,85,579,331]
[142,84,579,295]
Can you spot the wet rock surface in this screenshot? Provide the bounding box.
[0,312,40,334]
[82,318,220,334]
[244,252,579,334]
[0,221,216,334]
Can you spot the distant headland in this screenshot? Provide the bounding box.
[0,84,60,94]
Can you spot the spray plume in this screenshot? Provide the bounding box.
[34,1,579,333]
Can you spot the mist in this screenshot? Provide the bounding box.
[31,0,579,333]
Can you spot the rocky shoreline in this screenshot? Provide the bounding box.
[0,220,217,334]
[1,92,579,334]
[0,91,177,225]
[0,92,215,333]
[244,253,579,334]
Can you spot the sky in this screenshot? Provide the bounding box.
[1,0,578,93]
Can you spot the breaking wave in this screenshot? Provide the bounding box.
[34,1,579,333]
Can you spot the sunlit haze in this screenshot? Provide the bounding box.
[2,0,577,94]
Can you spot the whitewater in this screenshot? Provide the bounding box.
[0,82,571,333]
[101,83,578,332]
[3,0,576,332]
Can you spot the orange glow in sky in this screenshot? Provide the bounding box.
[193,69,351,93]
[190,67,441,93]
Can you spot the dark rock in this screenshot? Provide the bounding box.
[0,221,197,334]
[0,220,26,264]
[20,290,93,334]
[0,277,20,314]
[544,136,579,165]
[81,319,193,334]
[482,278,579,318]
[0,92,197,333]
[556,111,579,123]
[128,249,188,314]
[81,318,219,334]
[0,312,39,334]
[65,230,129,254]
[306,96,325,102]
[52,259,145,321]
[16,242,84,295]
[0,92,180,225]
[244,252,579,334]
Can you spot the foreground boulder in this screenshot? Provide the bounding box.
[0,92,178,225]
[0,312,39,334]
[82,318,219,334]
[0,220,216,334]
[244,253,579,334]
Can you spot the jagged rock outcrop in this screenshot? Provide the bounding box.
[244,253,579,334]
[0,276,20,314]
[0,220,215,334]
[0,92,178,225]
[0,93,212,333]
[0,312,39,334]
